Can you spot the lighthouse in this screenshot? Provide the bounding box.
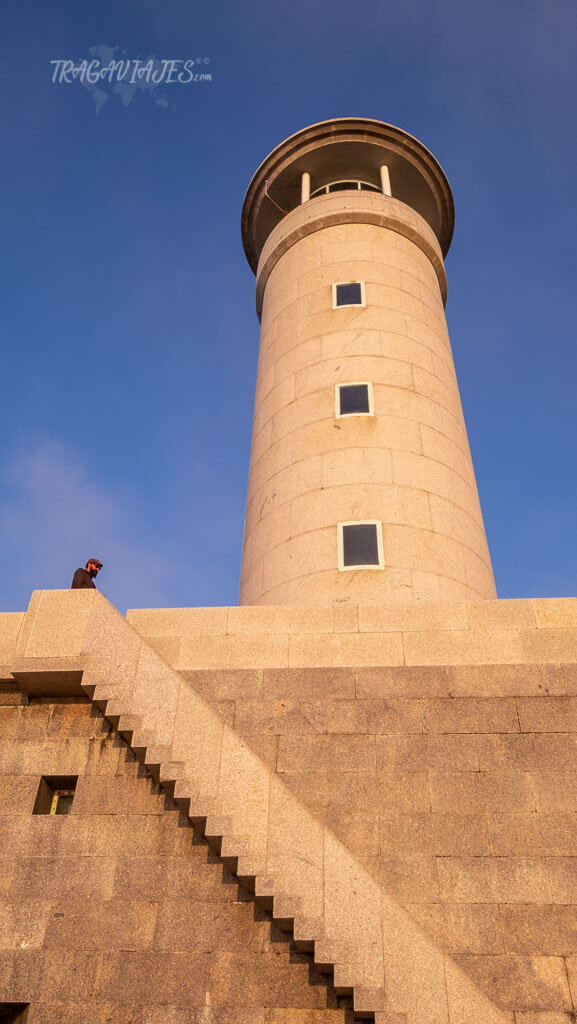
[240,118,496,606]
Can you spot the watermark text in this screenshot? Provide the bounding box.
[50,57,211,85]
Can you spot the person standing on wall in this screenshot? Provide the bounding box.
[71,558,103,589]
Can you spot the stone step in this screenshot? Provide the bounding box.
[127,728,157,755]
[353,986,387,1017]
[79,680,99,700]
[87,683,120,710]
[220,835,251,868]
[314,940,362,974]
[115,714,143,740]
[142,745,173,773]
[80,669,113,698]
[292,915,324,953]
[272,894,303,932]
[104,701,135,726]
[253,874,278,911]
[174,784,221,826]
[333,962,362,995]
[172,778,193,805]
[204,814,235,838]
[203,815,236,854]
[235,857,265,887]
[157,762,187,788]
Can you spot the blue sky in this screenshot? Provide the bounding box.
[1,0,576,612]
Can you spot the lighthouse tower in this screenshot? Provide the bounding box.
[240,118,496,606]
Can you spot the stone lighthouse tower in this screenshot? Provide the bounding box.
[240,118,496,606]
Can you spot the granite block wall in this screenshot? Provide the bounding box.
[0,696,353,1023]
[4,593,577,1020]
[179,663,577,1018]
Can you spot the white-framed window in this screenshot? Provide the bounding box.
[332,281,366,309]
[337,521,384,571]
[335,381,374,418]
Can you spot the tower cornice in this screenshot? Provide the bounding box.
[241,117,455,273]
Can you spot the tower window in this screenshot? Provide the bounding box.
[32,776,78,815]
[338,521,384,571]
[332,281,365,308]
[336,382,374,418]
[310,180,381,198]
[0,1006,29,1023]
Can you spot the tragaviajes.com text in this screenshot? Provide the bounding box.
[50,58,212,85]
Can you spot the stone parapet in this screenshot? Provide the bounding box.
[4,597,577,675]
[124,598,577,671]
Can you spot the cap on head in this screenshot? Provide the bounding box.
[86,558,103,568]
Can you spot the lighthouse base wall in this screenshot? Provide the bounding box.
[2,592,577,1021]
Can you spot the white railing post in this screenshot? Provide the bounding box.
[380,164,391,197]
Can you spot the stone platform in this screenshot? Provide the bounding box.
[1,590,577,1022]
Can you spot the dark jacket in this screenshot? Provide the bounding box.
[71,568,96,589]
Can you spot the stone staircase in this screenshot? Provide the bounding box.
[84,671,387,1019]
[11,590,515,1024]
